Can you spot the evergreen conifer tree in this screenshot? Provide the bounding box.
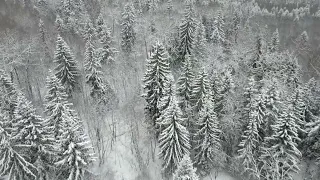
[55,123,95,180]
[211,11,225,45]
[0,70,17,122]
[178,1,196,59]
[12,93,54,174]
[260,105,301,180]
[291,86,307,133]
[251,34,265,80]
[96,13,105,39]
[142,41,171,132]
[38,19,50,58]
[194,93,224,173]
[97,23,117,65]
[54,35,79,95]
[191,69,210,113]
[43,71,74,138]
[268,28,280,53]
[0,72,39,180]
[237,76,266,178]
[173,154,199,180]
[177,56,194,112]
[121,4,136,53]
[192,19,207,60]
[84,35,106,99]
[0,141,38,180]
[295,31,310,55]
[158,94,190,173]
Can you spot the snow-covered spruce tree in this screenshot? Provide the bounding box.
[295,31,310,55]
[11,93,54,179]
[190,68,210,113]
[121,4,136,53]
[157,75,175,133]
[142,41,171,133]
[55,14,63,32]
[177,56,195,112]
[178,1,196,60]
[291,86,307,133]
[158,93,190,173]
[39,19,46,44]
[211,11,225,45]
[173,154,199,180]
[96,21,117,65]
[237,76,266,178]
[0,140,38,180]
[55,122,95,180]
[0,73,37,180]
[250,34,265,80]
[212,70,234,120]
[192,19,207,60]
[83,21,96,42]
[0,70,17,122]
[58,0,89,34]
[194,93,225,174]
[157,75,175,115]
[44,71,74,138]
[268,28,280,53]
[84,35,106,99]
[263,84,282,138]
[260,105,301,180]
[96,13,105,39]
[231,12,241,44]
[38,18,50,58]
[54,34,79,95]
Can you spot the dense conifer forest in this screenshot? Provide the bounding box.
[1,0,320,179]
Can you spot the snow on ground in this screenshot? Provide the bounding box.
[203,171,236,180]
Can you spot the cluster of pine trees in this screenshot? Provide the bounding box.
[141,1,320,180]
[0,66,95,179]
[1,0,320,179]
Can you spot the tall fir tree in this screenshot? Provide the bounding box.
[121,4,136,53]
[260,104,301,180]
[11,93,54,178]
[291,86,307,133]
[0,141,38,180]
[0,70,17,123]
[194,93,224,173]
[191,69,210,113]
[177,56,195,112]
[173,154,199,180]
[251,34,265,80]
[0,71,38,180]
[158,93,190,173]
[178,1,196,60]
[237,76,266,178]
[43,71,74,138]
[295,31,310,55]
[268,28,280,53]
[192,19,207,60]
[84,35,106,99]
[231,12,241,44]
[38,18,50,58]
[58,0,89,34]
[55,122,95,180]
[211,11,225,45]
[142,41,171,133]
[96,13,105,39]
[97,22,117,65]
[54,35,79,95]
